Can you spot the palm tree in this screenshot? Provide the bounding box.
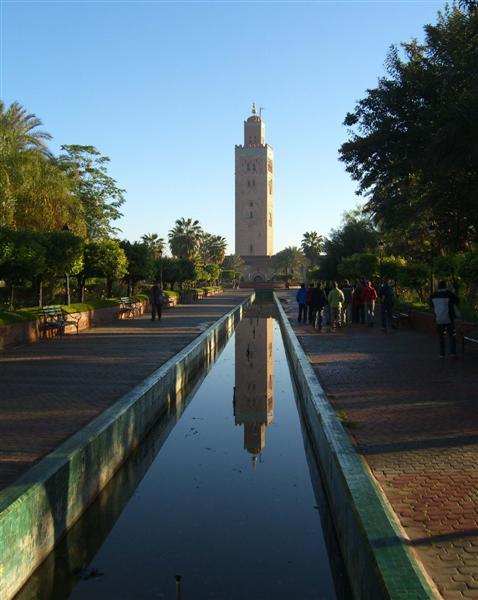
[168,218,203,260]
[301,231,324,265]
[141,233,165,259]
[273,246,307,280]
[0,101,52,155]
[199,233,228,264]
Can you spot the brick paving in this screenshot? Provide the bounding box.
[0,291,248,491]
[281,292,478,600]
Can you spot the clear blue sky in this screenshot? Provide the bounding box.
[2,0,444,254]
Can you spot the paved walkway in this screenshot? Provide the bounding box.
[0,291,249,491]
[281,292,478,600]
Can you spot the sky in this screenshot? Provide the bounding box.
[1,0,445,255]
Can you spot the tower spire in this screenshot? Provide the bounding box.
[251,101,257,115]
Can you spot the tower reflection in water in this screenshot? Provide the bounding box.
[234,316,274,466]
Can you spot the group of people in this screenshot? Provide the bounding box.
[295,278,461,358]
[295,278,396,332]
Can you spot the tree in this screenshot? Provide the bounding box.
[121,241,154,295]
[0,101,51,156]
[338,253,379,280]
[198,233,228,264]
[273,247,307,280]
[78,239,128,300]
[301,231,323,265]
[222,254,245,272]
[0,229,46,308]
[168,218,202,260]
[0,103,85,233]
[204,263,221,285]
[141,233,165,260]
[321,209,379,279]
[38,231,84,306]
[58,145,125,239]
[340,6,478,253]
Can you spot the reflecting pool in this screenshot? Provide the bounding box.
[16,308,350,600]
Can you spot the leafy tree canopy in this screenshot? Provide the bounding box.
[58,145,125,240]
[340,5,478,253]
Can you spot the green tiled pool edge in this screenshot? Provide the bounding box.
[0,293,255,600]
[274,294,437,600]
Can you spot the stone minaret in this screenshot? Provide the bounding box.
[235,104,274,280]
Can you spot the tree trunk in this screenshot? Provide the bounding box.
[78,276,86,303]
[9,284,14,310]
[35,279,43,307]
[107,278,113,297]
[127,280,132,296]
[64,274,71,306]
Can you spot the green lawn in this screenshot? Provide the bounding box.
[0,296,148,327]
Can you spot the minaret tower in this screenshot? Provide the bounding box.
[235,104,274,280]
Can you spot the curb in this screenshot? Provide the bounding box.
[274,293,436,600]
[0,293,255,599]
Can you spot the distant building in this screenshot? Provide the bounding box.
[235,103,275,281]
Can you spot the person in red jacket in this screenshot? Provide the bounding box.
[362,280,378,326]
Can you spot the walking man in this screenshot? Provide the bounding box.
[430,280,459,357]
[150,282,163,322]
[296,283,308,324]
[379,278,394,331]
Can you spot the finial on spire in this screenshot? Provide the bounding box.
[251,102,257,115]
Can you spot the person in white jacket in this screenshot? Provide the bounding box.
[430,280,459,357]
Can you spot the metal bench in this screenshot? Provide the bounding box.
[119,297,139,318]
[462,326,478,354]
[42,305,81,338]
[392,310,409,329]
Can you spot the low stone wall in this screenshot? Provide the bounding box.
[0,301,149,350]
[274,294,435,600]
[408,308,476,340]
[0,293,255,599]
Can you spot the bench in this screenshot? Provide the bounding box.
[392,310,409,329]
[462,325,478,354]
[119,297,139,318]
[42,306,81,338]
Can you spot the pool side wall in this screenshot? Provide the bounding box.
[0,293,255,600]
[274,294,436,600]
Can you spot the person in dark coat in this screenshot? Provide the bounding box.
[378,278,395,331]
[311,283,327,331]
[296,283,307,324]
[149,282,163,322]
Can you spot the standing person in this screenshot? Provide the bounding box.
[354,279,366,324]
[328,281,345,331]
[306,283,315,324]
[311,282,327,332]
[430,280,459,358]
[351,279,361,323]
[341,280,354,327]
[296,283,308,324]
[379,278,394,332]
[323,281,332,328]
[362,280,378,326]
[149,282,163,322]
